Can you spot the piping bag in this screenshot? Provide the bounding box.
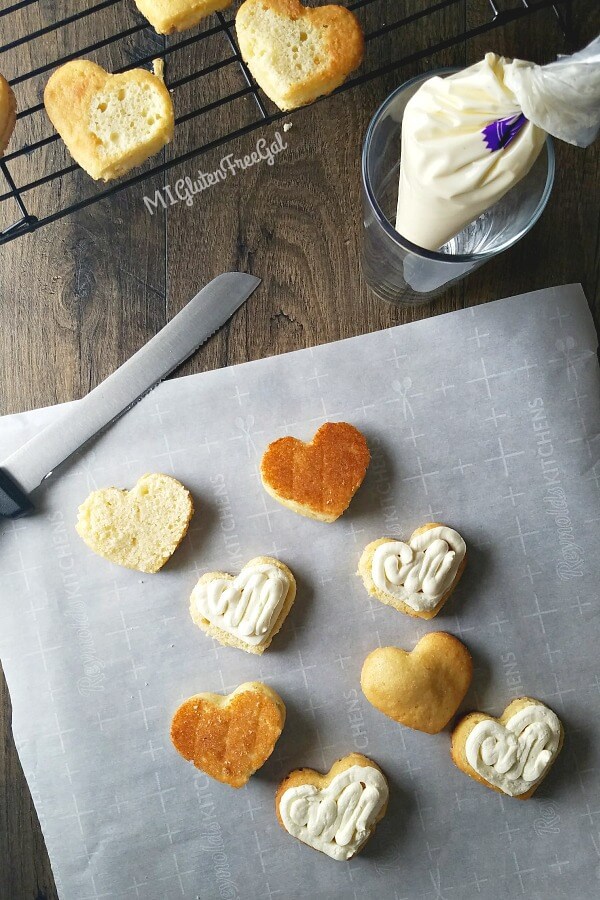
[395,37,600,252]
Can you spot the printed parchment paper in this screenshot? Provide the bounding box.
[0,284,599,900]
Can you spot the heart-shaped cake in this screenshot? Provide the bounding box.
[171,682,285,787]
[134,0,232,34]
[0,74,16,156]
[190,556,296,654]
[358,523,467,619]
[275,753,388,860]
[236,0,364,111]
[261,422,370,522]
[44,60,174,181]
[451,697,564,798]
[361,633,473,734]
[75,473,193,573]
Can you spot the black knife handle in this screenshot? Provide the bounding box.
[0,469,34,517]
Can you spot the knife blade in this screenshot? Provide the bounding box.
[0,271,260,518]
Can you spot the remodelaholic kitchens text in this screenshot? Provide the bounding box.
[143,132,288,214]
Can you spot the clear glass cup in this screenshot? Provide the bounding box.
[361,69,555,305]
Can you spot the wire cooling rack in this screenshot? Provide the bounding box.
[0,0,572,246]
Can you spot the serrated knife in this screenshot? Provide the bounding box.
[0,271,260,518]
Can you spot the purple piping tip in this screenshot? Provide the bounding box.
[482,113,528,152]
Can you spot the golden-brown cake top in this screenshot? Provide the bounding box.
[171,683,285,788]
[261,421,370,522]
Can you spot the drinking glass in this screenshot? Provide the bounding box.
[361,70,555,305]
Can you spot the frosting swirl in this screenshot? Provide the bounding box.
[371,526,466,612]
[279,765,388,861]
[465,704,562,796]
[192,563,289,646]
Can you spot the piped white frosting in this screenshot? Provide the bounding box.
[371,526,466,612]
[279,765,388,861]
[191,562,289,646]
[465,704,562,796]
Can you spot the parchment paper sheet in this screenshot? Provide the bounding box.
[1,284,599,900]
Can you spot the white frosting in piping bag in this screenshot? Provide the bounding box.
[504,37,600,149]
[371,526,466,612]
[279,765,388,861]
[465,704,562,796]
[192,563,289,646]
[395,53,546,251]
[395,40,600,251]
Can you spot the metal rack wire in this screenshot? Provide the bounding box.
[0,0,572,246]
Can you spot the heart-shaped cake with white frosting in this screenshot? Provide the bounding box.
[189,556,296,654]
[451,697,564,798]
[358,523,467,619]
[275,753,389,860]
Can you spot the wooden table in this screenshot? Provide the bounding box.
[1,2,599,896]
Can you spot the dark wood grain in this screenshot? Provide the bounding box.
[1,1,599,897]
